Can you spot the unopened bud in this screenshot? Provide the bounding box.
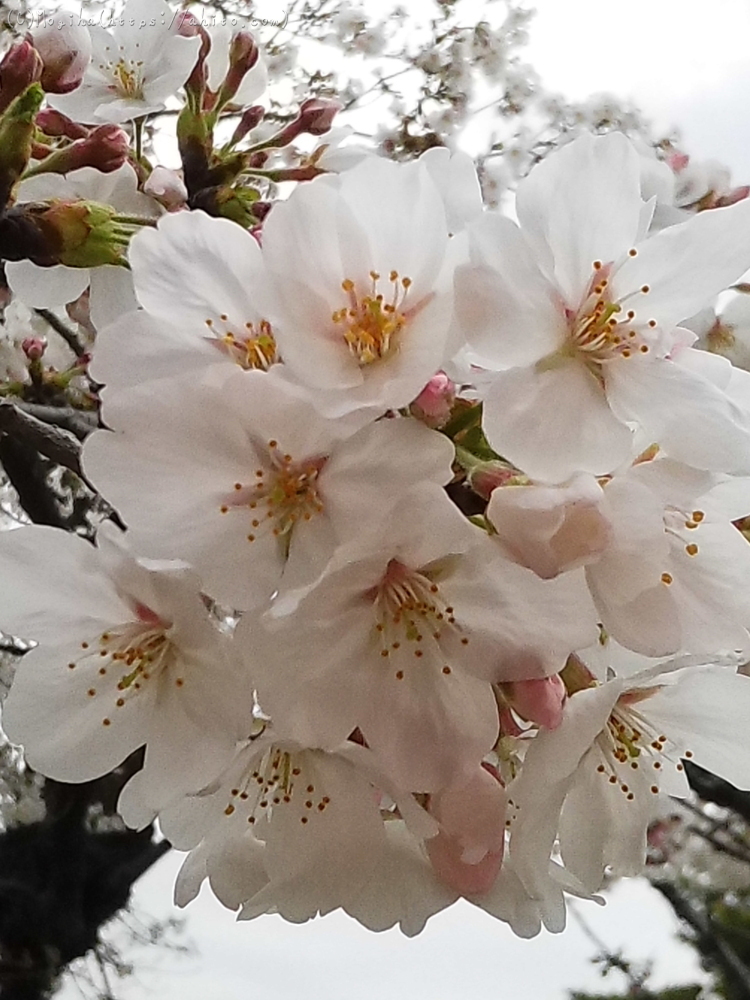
[411,371,455,427]
[27,124,129,177]
[666,150,689,173]
[173,11,202,37]
[271,98,342,149]
[22,336,47,361]
[22,198,129,267]
[215,32,260,109]
[35,108,89,140]
[250,200,272,222]
[230,105,265,145]
[297,97,341,136]
[0,41,43,114]
[182,21,211,107]
[33,20,92,94]
[426,767,505,896]
[505,675,566,730]
[144,166,188,211]
[0,83,44,206]
[468,460,520,500]
[247,150,269,170]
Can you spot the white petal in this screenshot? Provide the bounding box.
[613,196,750,332]
[605,353,750,474]
[89,265,137,331]
[6,261,90,308]
[455,213,566,368]
[0,525,125,643]
[483,360,634,483]
[646,667,750,790]
[129,210,272,331]
[516,133,644,304]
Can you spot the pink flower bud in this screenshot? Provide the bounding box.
[32,21,92,94]
[507,675,566,730]
[468,460,518,500]
[411,371,456,427]
[666,150,689,173]
[216,32,260,107]
[31,124,129,176]
[270,98,343,149]
[22,336,47,361]
[298,97,342,136]
[231,105,265,145]
[427,835,504,896]
[35,108,89,140]
[144,166,188,211]
[426,767,506,896]
[75,124,129,172]
[0,40,43,112]
[173,11,202,37]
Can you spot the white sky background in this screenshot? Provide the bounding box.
[55,1,750,996]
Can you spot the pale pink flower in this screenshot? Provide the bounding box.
[83,371,455,610]
[262,155,455,416]
[0,524,246,823]
[426,765,506,894]
[248,485,598,791]
[455,132,750,482]
[90,210,278,389]
[508,660,750,895]
[48,0,200,123]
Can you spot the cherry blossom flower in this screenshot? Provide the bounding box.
[83,370,455,610]
[585,458,750,656]
[90,210,278,390]
[0,524,246,822]
[261,154,455,416]
[5,163,160,331]
[47,0,201,124]
[508,659,750,895]
[455,132,750,482]
[164,730,454,933]
[486,456,750,656]
[247,485,598,791]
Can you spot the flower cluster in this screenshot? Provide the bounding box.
[2,1,750,942]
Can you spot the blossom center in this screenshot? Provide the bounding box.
[221,746,331,828]
[220,441,326,543]
[537,256,660,377]
[592,693,690,802]
[567,260,654,366]
[333,270,412,366]
[69,605,180,727]
[371,559,468,679]
[109,57,145,99]
[205,315,278,371]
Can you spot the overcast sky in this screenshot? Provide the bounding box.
[58,2,748,996]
